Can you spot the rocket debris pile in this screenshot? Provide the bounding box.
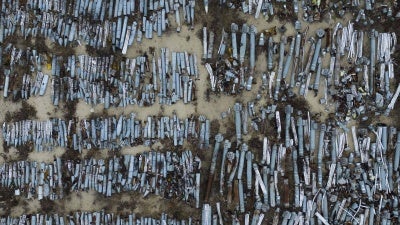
[201,102,400,224]
[204,21,398,121]
[205,23,257,95]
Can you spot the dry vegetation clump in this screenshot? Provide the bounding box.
[63,100,78,121]
[204,88,211,102]
[40,198,57,214]
[166,198,200,221]
[285,96,311,113]
[86,44,115,58]
[51,42,76,57]
[2,35,18,47]
[223,118,236,141]
[107,149,122,158]
[61,148,81,161]
[201,1,246,31]
[87,109,109,121]
[59,149,82,196]
[4,101,37,122]
[60,175,73,197]
[32,37,50,55]
[247,135,262,159]
[274,2,296,22]
[389,101,400,128]
[116,200,137,213]
[259,115,277,142]
[84,148,102,160]
[157,138,176,152]
[184,136,200,152]
[0,187,18,216]
[16,143,34,161]
[2,142,10,154]
[358,110,378,127]
[209,119,221,138]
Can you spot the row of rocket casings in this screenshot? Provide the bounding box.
[0,212,197,225]
[2,46,199,107]
[203,22,398,109]
[217,0,397,22]
[0,201,398,225]
[2,113,211,151]
[0,150,201,208]
[0,0,196,52]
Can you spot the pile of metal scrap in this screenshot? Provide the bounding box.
[302,1,322,22]
[331,0,399,23]
[207,19,398,121]
[0,212,195,225]
[2,113,210,151]
[50,48,198,107]
[0,150,201,205]
[313,23,398,119]
[201,16,400,121]
[256,21,397,120]
[0,0,196,53]
[205,23,257,94]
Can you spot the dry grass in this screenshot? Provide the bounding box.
[0,187,19,216]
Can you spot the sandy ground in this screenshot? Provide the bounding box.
[0,4,398,219]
